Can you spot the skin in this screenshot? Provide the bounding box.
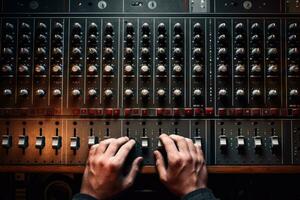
[80,134,207,199]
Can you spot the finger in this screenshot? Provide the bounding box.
[159,134,178,153]
[153,150,167,182]
[105,137,130,157]
[185,138,197,160]
[169,134,189,153]
[114,139,136,163]
[195,144,205,167]
[95,138,116,155]
[123,157,143,189]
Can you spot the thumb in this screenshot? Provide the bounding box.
[123,157,143,189]
[154,150,167,181]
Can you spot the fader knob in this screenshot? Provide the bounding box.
[3,89,12,96]
[141,89,150,97]
[193,64,203,73]
[18,64,29,73]
[157,89,166,97]
[193,89,202,97]
[104,89,113,97]
[2,65,12,73]
[157,65,166,73]
[88,65,97,73]
[52,65,62,73]
[104,65,113,74]
[252,89,261,97]
[71,65,81,73]
[72,89,81,97]
[290,89,299,97]
[268,89,278,97]
[173,89,182,97]
[88,89,97,97]
[236,89,245,97]
[36,89,45,97]
[289,64,299,73]
[53,89,62,97]
[35,64,45,73]
[141,65,150,74]
[218,89,227,97]
[19,89,29,97]
[173,65,182,73]
[124,89,133,97]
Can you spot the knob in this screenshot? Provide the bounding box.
[71,65,81,73]
[104,89,113,97]
[267,23,277,32]
[141,65,150,74]
[104,65,113,74]
[88,89,97,97]
[288,48,299,58]
[193,64,203,73]
[157,89,166,97]
[290,89,299,97]
[21,34,30,44]
[19,89,29,97]
[53,89,62,97]
[124,65,133,74]
[235,34,244,43]
[174,23,182,34]
[268,64,278,73]
[20,22,30,32]
[267,34,277,43]
[173,65,182,73]
[141,89,149,97]
[141,48,150,60]
[251,23,260,32]
[193,34,202,45]
[218,89,227,97]
[173,48,182,59]
[35,64,45,73]
[158,23,166,34]
[193,23,202,34]
[36,89,45,97]
[218,34,227,44]
[104,35,113,46]
[124,89,133,97]
[218,23,227,32]
[193,89,202,97]
[88,35,97,44]
[104,48,113,60]
[267,48,278,58]
[157,65,166,73]
[235,64,246,73]
[251,48,261,57]
[54,22,63,33]
[289,64,299,73]
[3,89,12,96]
[174,34,182,44]
[37,23,47,32]
[126,23,134,34]
[72,34,81,44]
[218,48,228,57]
[72,47,82,57]
[251,35,260,43]
[125,48,133,60]
[235,48,245,58]
[19,48,30,57]
[88,65,97,73]
[72,89,81,97]
[5,23,14,32]
[89,22,98,33]
[141,35,150,46]
[157,48,166,59]
[218,64,228,73]
[173,89,182,97]
[236,89,245,97]
[2,65,12,73]
[235,23,244,32]
[52,48,62,58]
[73,23,82,32]
[252,89,261,97]
[142,23,150,34]
[125,34,134,46]
[37,34,47,44]
[3,48,13,57]
[158,34,166,46]
[88,48,98,57]
[288,35,297,43]
[18,64,29,73]
[268,89,278,97]
[4,34,13,44]
[36,47,46,57]
[105,23,114,34]
[193,48,203,59]
[251,64,262,73]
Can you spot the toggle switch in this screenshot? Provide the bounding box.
[35,136,45,149]
[18,135,28,149]
[52,136,62,150]
[70,136,80,150]
[1,135,12,149]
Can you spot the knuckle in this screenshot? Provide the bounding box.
[109,160,121,170]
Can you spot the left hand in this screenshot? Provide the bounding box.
[80,137,143,200]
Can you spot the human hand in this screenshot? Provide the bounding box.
[154,134,207,197]
[80,137,143,200]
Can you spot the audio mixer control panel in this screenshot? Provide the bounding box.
[0,0,300,171]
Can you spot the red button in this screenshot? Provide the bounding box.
[124,108,132,117]
[80,109,88,115]
[132,108,140,116]
[72,109,80,115]
[113,109,120,117]
[184,108,193,116]
[163,109,172,116]
[205,107,214,116]
[194,108,202,116]
[104,109,113,117]
[141,109,148,116]
[235,108,243,116]
[218,108,226,116]
[243,109,250,116]
[88,109,97,115]
[173,108,181,117]
[270,108,279,116]
[251,108,261,116]
[292,109,300,116]
[156,108,164,116]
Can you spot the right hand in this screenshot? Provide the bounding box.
[154,134,207,197]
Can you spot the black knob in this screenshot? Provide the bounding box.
[235,23,244,32]
[104,35,113,46]
[193,34,201,45]
[289,48,299,59]
[142,23,150,34]
[193,23,201,34]
[72,48,82,57]
[267,23,277,33]
[218,34,227,44]
[5,23,14,32]
[20,22,30,32]
[21,34,30,44]
[235,34,244,43]
[37,23,47,32]
[89,22,98,33]
[105,23,114,34]
[4,34,14,44]
[218,48,228,57]
[88,48,98,58]
[157,48,166,59]
[72,34,82,44]
[126,23,134,34]
[267,34,277,43]
[141,48,150,60]
[125,48,134,60]
[53,34,63,45]
[235,48,246,58]
[88,34,98,44]
[37,34,47,44]
[288,35,297,43]
[54,22,63,33]
[36,47,46,57]
[73,23,82,33]
[174,34,182,44]
[158,34,166,46]
[19,48,30,57]
[158,23,166,34]
[251,34,260,43]
[267,48,278,58]
[174,23,182,34]
[193,48,203,59]
[52,48,62,58]
[173,48,182,60]
[3,48,13,57]
[251,48,262,58]
[104,48,113,60]
[289,23,298,32]
[218,23,227,33]
[142,34,150,46]
[126,34,134,46]
[251,23,260,33]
